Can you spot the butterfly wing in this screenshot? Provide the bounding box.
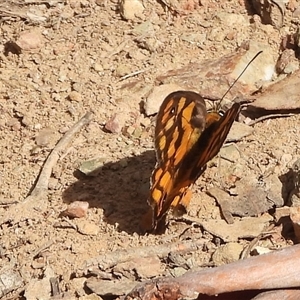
[141,91,207,232]
[154,91,207,166]
[174,102,241,189]
[154,102,241,228]
[141,89,240,233]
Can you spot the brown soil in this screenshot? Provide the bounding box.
[0,0,299,299]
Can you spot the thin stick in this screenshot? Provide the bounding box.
[246,113,295,126]
[80,236,205,274]
[32,240,54,259]
[0,112,93,226]
[126,244,300,300]
[120,69,149,81]
[31,111,93,197]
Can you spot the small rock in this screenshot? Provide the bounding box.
[119,0,144,21]
[69,0,81,8]
[24,266,54,300]
[132,21,154,36]
[212,242,244,266]
[134,256,163,278]
[35,128,56,147]
[274,206,291,222]
[219,144,241,164]
[140,116,151,127]
[70,277,87,298]
[95,0,106,6]
[86,277,135,296]
[105,113,126,133]
[127,49,147,60]
[119,158,128,168]
[62,201,89,218]
[31,258,46,269]
[77,219,99,235]
[281,153,293,167]
[215,12,247,28]
[226,122,254,142]
[290,206,300,243]
[125,125,135,136]
[276,49,299,75]
[201,214,272,242]
[79,294,103,300]
[48,177,59,190]
[112,256,163,280]
[78,158,106,176]
[93,63,103,72]
[169,267,187,277]
[115,64,131,78]
[207,187,235,225]
[0,269,23,298]
[181,32,206,45]
[6,118,21,131]
[16,30,43,52]
[138,37,164,53]
[144,84,186,116]
[160,0,199,13]
[68,91,82,102]
[293,5,300,17]
[251,246,272,256]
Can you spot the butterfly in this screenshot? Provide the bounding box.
[140,90,241,233]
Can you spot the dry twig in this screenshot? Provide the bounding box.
[0,112,93,226]
[126,244,300,300]
[246,113,295,126]
[79,236,206,274]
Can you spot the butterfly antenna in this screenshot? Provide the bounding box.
[216,50,263,111]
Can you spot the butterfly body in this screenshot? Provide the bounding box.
[141,90,241,233]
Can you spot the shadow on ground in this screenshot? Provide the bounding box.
[62,150,156,235]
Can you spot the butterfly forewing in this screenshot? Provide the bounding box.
[144,91,207,230]
[141,90,241,233]
[154,91,207,166]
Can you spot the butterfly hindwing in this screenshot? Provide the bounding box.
[141,91,240,233]
[175,102,241,187]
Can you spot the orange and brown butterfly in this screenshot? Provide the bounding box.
[140,90,241,233]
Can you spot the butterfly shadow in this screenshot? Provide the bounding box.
[62,150,155,235]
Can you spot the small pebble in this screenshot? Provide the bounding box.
[16,30,43,51]
[119,0,144,20]
[78,158,106,176]
[62,201,89,218]
[212,242,244,266]
[35,128,56,147]
[105,113,126,133]
[69,91,82,102]
[93,63,103,72]
[77,219,99,235]
[115,64,131,77]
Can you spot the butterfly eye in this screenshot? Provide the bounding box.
[170,107,176,115]
[219,109,225,117]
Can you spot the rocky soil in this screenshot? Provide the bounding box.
[0,0,299,299]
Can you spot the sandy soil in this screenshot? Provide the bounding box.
[0,0,299,298]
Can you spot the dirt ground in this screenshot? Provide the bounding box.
[0,0,300,299]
